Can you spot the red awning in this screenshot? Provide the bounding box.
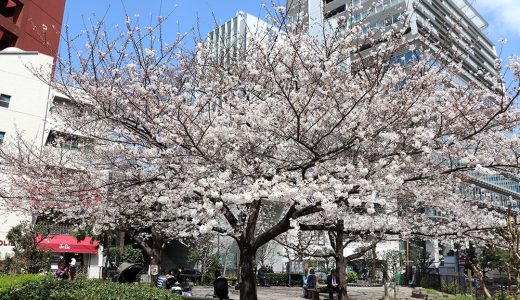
[37,235,99,254]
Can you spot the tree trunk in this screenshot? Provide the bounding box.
[371,248,377,284]
[336,220,348,300]
[337,256,348,300]
[239,247,257,300]
[131,230,163,287]
[150,233,163,286]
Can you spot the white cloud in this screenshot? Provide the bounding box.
[472,0,520,36]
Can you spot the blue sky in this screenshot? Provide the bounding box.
[61,0,519,68]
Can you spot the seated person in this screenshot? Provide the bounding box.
[327,269,340,300]
[303,269,317,298]
[55,263,69,280]
[213,270,229,300]
[156,272,168,289]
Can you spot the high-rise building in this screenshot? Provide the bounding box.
[286,0,519,270]
[0,0,66,62]
[206,11,277,65]
[286,0,497,86]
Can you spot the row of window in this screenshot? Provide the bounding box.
[353,0,404,24]
[360,12,404,34]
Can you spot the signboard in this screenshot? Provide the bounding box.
[0,240,14,247]
[150,264,159,276]
[289,261,304,274]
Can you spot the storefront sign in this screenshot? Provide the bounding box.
[59,244,71,250]
[150,264,159,275]
[0,240,14,247]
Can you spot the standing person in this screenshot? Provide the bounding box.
[175,266,184,282]
[327,269,340,300]
[59,255,66,266]
[69,256,77,280]
[303,269,317,298]
[213,270,229,300]
[257,266,270,287]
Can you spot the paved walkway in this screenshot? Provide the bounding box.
[192,285,414,300]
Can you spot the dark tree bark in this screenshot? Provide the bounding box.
[133,228,163,286]
[238,245,258,300]
[215,198,322,300]
[335,220,348,300]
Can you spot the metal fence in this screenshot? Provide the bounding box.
[420,274,517,298]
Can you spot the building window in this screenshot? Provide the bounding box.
[0,94,11,108]
[0,131,5,144]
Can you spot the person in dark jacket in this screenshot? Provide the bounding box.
[303,268,317,298]
[257,266,270,287]
[326,269,340,300]
[213,270,229,300]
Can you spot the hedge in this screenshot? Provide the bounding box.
[0,274,45,300]
[0,276,182,300]
[264,273,303,286]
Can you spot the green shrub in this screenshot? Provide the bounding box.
[419,276,437,289]
[227,276,237,286]
[453,295,477,300]
[104,246,145,268]
[441,280,459,294]
[346,271,358,283]
[0,274,45,300]
[493,291,517,300]
[201,271,214,285]
[265,273,288,285]
[6,278,182,300]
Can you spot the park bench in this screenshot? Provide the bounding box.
[306,288,338,300]
[307,288,320,300]
[182,297,233,300]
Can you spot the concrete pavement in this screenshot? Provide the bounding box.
[191,285,415,299]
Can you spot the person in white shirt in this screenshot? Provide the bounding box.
[69,257,77,280]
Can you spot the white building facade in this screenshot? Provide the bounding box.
[0,47,104,278]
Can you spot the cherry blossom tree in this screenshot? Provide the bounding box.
[1,6,520,300]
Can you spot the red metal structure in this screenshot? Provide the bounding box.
[0,0,66,60]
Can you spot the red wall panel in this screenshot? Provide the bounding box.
[16,0,66,58]
[0,0,65,62]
